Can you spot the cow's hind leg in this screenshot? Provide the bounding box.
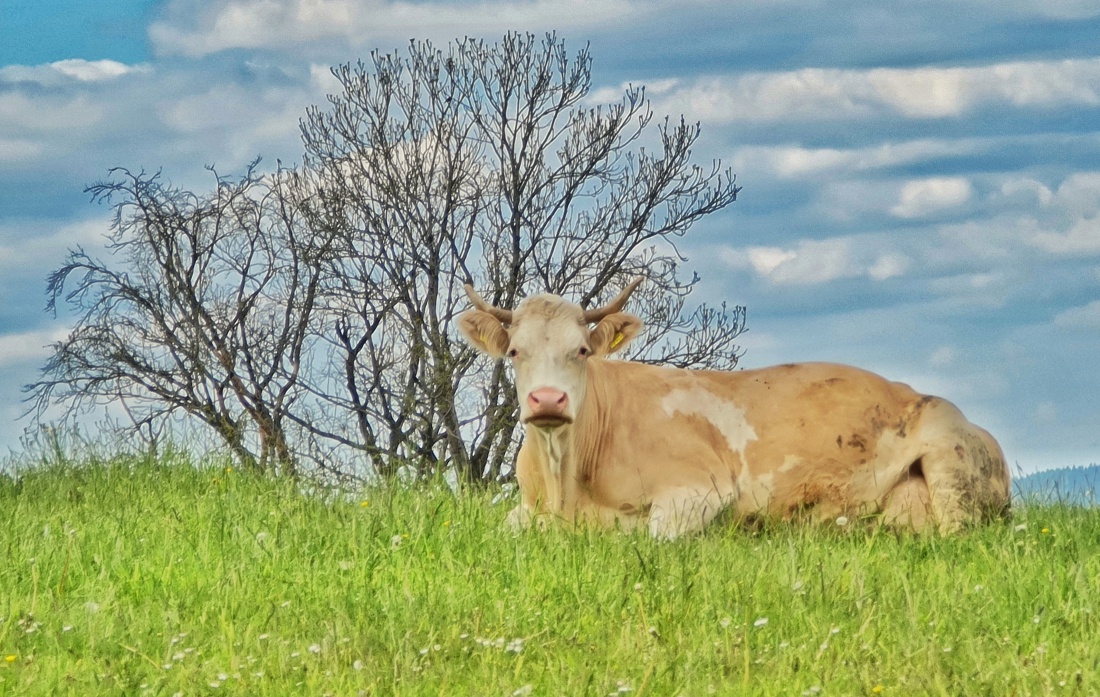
[903,399,1011,534]
[881,461,933,532]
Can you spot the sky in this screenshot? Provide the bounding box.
[1,0,1098,473]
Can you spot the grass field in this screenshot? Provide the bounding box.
[2,454,1098,696]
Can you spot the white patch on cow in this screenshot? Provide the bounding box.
[778,455,802,473]
[737,471,776,512]
[661,388,758,454]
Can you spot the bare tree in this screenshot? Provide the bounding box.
[296,33,746,483]
[27,162,330,475]
[29,33,745,483]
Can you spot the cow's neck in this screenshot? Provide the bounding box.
[525,362,608,516]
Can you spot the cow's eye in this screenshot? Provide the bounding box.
[578,346,590,358]
[507,347,519,358]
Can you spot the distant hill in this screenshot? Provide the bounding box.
[1013,464,1100,506]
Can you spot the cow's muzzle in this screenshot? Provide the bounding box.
[525,387,572,427]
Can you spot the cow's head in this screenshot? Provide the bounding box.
[459,278,644,428]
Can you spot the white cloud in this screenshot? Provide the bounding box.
[0,138,42,163]
[1050,172,1100,218]
[890,177,973,218]
[51,60,140,82]
[929,346,956,368]
[1053,300,1100,330]
[721,238,861,285]
[1033,401,1059,424]
[0,93,105,133]
[151,0,637,57]
[926,271,1010,310]
[999,178,1054,207]
[745,247,796,275]
[720,235,918,286]
[868,253,910,281]
[730,138,971,179]
[0,328,70,368]
[1028,216,1100,255]
[0,59,145,86]
[0,218,110,272]
[644,57,1100,124]
[1011,172,1100,255]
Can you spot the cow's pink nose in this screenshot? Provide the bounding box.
[527,387,568,416]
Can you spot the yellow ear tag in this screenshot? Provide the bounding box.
[609,332,624,350]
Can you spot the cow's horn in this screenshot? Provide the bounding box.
[583,276,644,324]
[463,284,514,324]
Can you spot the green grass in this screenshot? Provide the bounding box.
[2,454,1099,696]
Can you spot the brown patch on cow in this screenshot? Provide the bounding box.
[894,417,909,438]
[824,377,842,385]
[836,435,843,448]
[846,433,868,452]
[955,444,966,460]
[895,396,935,440]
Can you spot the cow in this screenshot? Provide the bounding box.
[458,277,1011,538]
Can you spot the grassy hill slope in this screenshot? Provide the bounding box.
[2,455,1099,696]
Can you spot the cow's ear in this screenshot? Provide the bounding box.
[590,312,643,356]
[458,310,510,358]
